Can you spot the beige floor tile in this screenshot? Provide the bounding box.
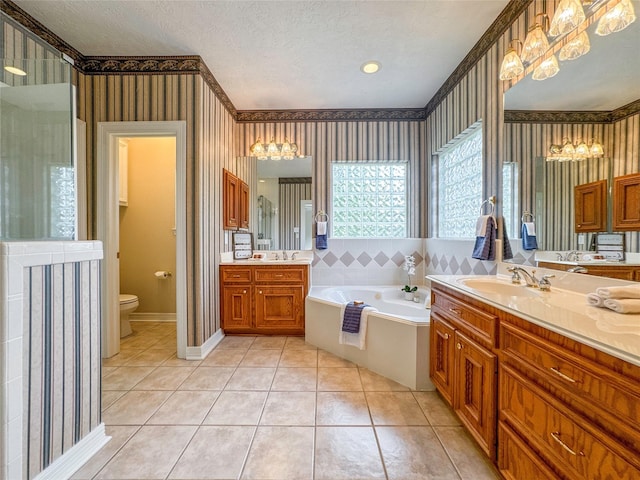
[179,366,235,390]
[318,350,356,367]
[133,366,195,390]
[241,426,314,479]
[161,355,202,367]
[366,392,428,425]
[435,426,500,479]
[316,392,371,425]
[102,366,118,377]
[203,391,268,425]
[169,426,255,479]
[260,392,316,425]
[217,336,256,350]
[318,368,363,391]
[102,349,141,367]
[102,390,172,425]
[71,425,140,479]
[147,391,220,425]
[284,336,318,350]
[95,425,196,479]
[102,390,127,411]
[201,348,246,367]
[413,391,461,426]
[359,368,410,391]
[226,367,276,390]
[271,367,317,391]
[250,336,287,350]
[119,336,161,350]
[315,427,386,480]
[125,348,175,367]
[279,348,318,367]
[240,348,282,367]
[102,366,155,390]
[376,426,459,480]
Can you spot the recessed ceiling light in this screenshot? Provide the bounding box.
[361,61,381,74]
[4,65,27,76]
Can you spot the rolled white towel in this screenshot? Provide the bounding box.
[596,285,640,299]
[587,292,605,307]
[603,299,640,314]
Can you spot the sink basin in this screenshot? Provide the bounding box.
[457,278,540,297]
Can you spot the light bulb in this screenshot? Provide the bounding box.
[521,24,550,63]
[499,47,524,81]
[559,31,591,61]
[549,0,585,37]
[532,55,560,81]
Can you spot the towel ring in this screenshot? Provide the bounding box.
[315,210,329,223]
[521,211,534,223]
[479,199,495,216]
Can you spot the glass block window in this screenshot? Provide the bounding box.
[332,163,407,238]
[49,166,76,239]
[438,127,483,238]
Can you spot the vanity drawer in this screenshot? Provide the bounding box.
[501,321,640,444]
[220,267,252,283]
[431,289,497,347]
[500,364,640,479]
[498,422,560,480]
[255,266,307,284]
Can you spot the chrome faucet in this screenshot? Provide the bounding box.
[291,251,300,260]
[273,252,280,260]
[507,266,540,287]
[538,274,555,292]
[282,251,288,261]
[568,266,588,274]
[566,251,580,262]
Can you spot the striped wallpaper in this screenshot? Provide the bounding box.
[279,179,312,250]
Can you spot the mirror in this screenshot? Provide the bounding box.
[255,156,313,251]
[503,16,640,264]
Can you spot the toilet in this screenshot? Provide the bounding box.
[119,294,139,337]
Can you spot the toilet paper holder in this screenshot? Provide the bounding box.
[154,271,172,279]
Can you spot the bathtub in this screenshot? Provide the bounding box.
[305,285,434,391]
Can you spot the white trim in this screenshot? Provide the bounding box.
[129,313,176,322]
[33,424,109,480]
[185,329,225,360]
[97,121,187,359]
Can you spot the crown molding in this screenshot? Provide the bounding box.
[611,98,640,122]
[505,99,640,124]
[236,108,426,123]
[424,0,533,116]
[79,56,200,74]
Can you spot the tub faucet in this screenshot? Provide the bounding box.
[507,266,540,288]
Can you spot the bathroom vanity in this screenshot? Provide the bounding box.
[220,260,310,335]
[429,272,640,479]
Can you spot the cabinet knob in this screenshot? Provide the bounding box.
[443,333,450,340]
[243,290,247,294]
[456,342,462,350]
[259,290,262,294]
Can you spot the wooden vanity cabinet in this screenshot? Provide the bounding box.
[537,261,640,281]
[220,264,308,335]
[223,168,249,230]
[613,172,640,231]
[430,285,498,460]
[574,179,607,233]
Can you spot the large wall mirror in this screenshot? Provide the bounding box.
[503,15,640,273]
[252,156,313,251]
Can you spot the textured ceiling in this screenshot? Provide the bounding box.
[14,0,509,110]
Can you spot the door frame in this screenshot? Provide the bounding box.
[97,121,187,359]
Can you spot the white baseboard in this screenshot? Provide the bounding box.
[34,423,110,480]
[129,312,176,322]
[185,329,224,360]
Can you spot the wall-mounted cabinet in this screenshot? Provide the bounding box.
[613,173,640,231]
[223,168,249,230]
[574,179,607,233]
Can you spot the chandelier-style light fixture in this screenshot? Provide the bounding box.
[521,14,551,63]
[596,0,636,36]
[499,40,524,81]
[559,30,591,60]
[549,0,586,37]
[249,138,301,160]
[546,138,605,161]
[532,54,560,80]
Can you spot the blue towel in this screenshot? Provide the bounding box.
[502,220,513,260]
[472,216,496,261]
[522,223,538,250]
[316,234,328,250]
[342,302,368,333]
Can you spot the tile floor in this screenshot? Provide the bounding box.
[74,321,499,480]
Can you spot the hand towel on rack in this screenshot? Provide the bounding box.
[316,221,328,250]
[472,215,496,261]
[603,298,640,314]
[521,222,538,250]
[339,302,377,350]
[502,220,513,260]
[596,284,640,299]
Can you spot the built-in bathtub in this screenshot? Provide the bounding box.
[305,285,434,390]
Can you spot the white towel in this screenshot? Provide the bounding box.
[596,285,640,299]
[603,299,640,314]
[523,222,536,236]
[317,221,327,235]
[586,292,605,307]
[338,303,376,350]
[475,215,491,236]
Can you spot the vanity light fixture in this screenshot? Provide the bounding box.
[521,14,551,63]
[361,61,381,74]
[596,0,636,36]
[4,65,26,76]
[499,40,524,81]
[559,31,591,60]
[532,54,560,80]
[249,137,301,160]
[546,138,605,161]
[549,0,586,37]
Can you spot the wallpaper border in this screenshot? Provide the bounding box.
[236,108,426,123]
[505,98,640,124]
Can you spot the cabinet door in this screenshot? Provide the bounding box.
[221,286,251,331]
[454,330,497,459]
[223,169,239,229]
[255,285,305,334]
[613,173,640,231]
[574,179,607,233]
[240,181,249,229]
[430,314,456,405]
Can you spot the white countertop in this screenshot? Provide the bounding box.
[427,273,640,368]
[220,250,313,265]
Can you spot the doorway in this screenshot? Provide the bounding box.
[97,121,187,359]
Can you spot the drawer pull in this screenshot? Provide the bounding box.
[448,308,462,315]
[549,366,577,383]
[274,274,284,277]
[443,333,450,340]
[259,290,262,294]
[243,290,247,294]
[550,432,584,457]
[232,275,240,278]
[456,342,462,350]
